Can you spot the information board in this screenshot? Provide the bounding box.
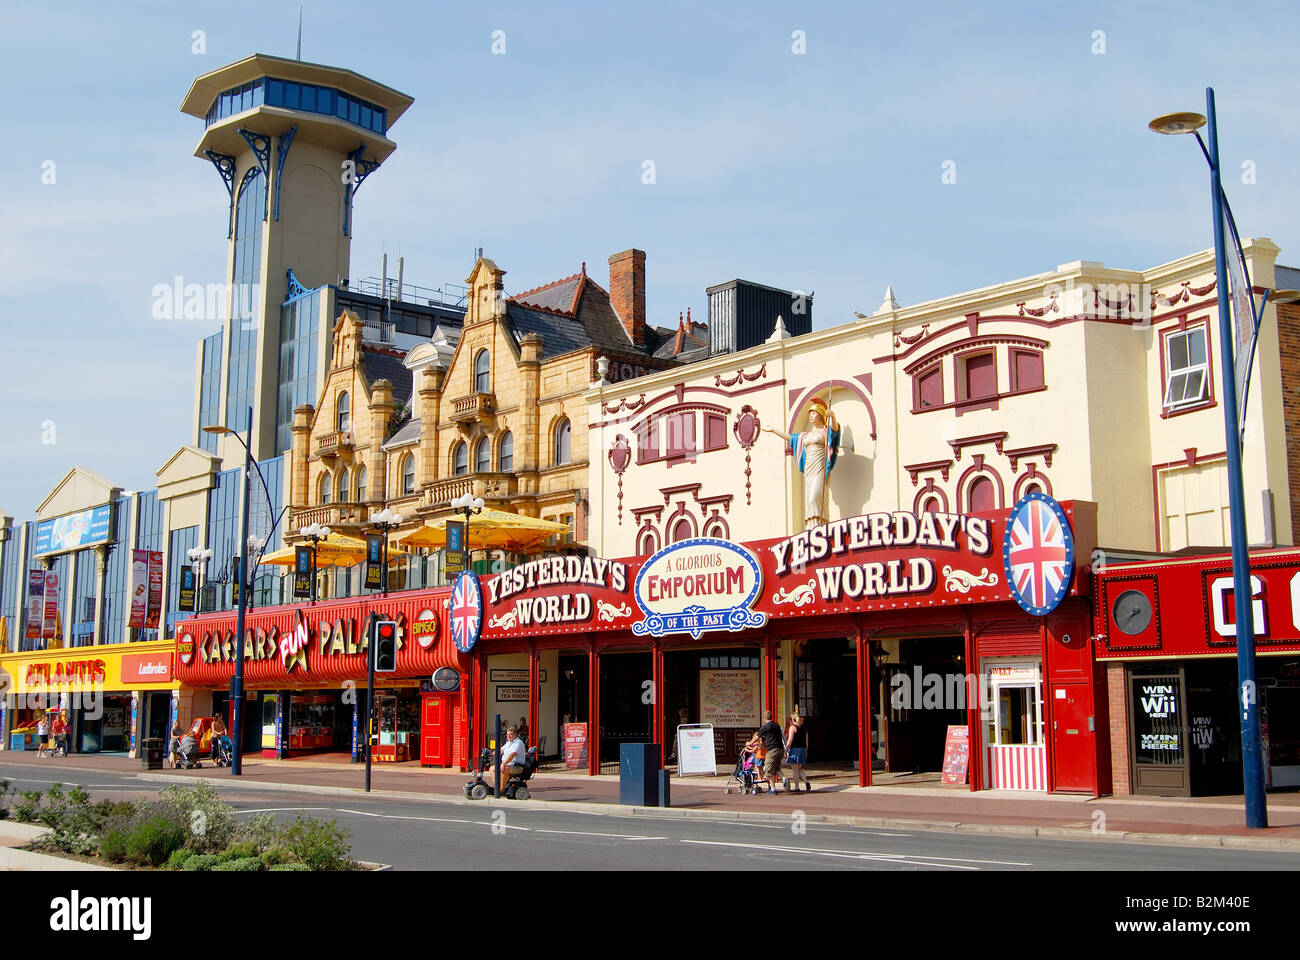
[564,722,588,770]
[941,725,970,785]
[675,723,717,776]
[699,669,760,728]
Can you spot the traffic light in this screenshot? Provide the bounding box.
[373,620,398,673]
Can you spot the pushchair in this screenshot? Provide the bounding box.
[173,734,202,769]
[722,746,768,795]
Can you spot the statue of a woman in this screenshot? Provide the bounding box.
[763,398,842,529]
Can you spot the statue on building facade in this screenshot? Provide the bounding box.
[763,397,842,530]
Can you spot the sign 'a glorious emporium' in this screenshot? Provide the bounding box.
[633,538,766,640]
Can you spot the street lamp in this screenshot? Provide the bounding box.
[201,408,254,777]
[1149,89,1300,828]
[363,508,402,793]
[298,522,331,604]
[186,547,214,613]
[449,493,484,776]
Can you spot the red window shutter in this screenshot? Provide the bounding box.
[965,354,995,399]
[705,414,726,451]
[969,477,995,512]
[1014,350,1043,390]
[917,367,943,408]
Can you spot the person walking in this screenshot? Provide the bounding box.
[36,712,51,757]
[51,711,69,758]
[783,708,811,792]
[757,710,786,796]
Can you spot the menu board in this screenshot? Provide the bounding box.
[676,724,717,776]
[564,722,588,770]
[941,725,970,785]
[699,669,760,728]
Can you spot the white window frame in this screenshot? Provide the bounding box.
[1162,325,1210,411]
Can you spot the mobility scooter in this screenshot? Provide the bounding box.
[464,745,540,800]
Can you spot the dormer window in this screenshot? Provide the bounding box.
[337,391,350,432]
[474,349,490,393]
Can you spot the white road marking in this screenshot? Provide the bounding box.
[334,808,531,830]
[236,807,332,814]
[680,839,1030,869]
[534,830,669,841]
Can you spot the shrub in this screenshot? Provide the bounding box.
[181,854,217,872]
[259,845,293,868]
[269,862,311,872]
[99,827,130,863]
[166,847,196,870]
[279,815,352,871]
[216,841,259,864]
[0,779,13,819]
[13,790,41,823]
[212,856,264,872]
[124,808,186,867]
[237,812,279,851]
[159,781,238,852]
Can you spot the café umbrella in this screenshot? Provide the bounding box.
[398,510,571,554]
[259,532,405,568]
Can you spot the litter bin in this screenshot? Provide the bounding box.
[141,738,165,770]
[619,743,661,806]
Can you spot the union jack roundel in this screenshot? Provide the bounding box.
[1003,492,1075,616]
[451,572,483,653]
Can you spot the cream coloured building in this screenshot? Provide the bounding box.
[587,240,1296,558]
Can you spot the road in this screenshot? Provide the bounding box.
[4,763,1298,871]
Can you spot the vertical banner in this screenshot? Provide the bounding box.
[41,571,60,641]
[26,570,45,640]
[178,565,196,613]
[445,521,465,574]
[129,692,139,758]
[1223,207,1256,413]
[144,551,163,629]
[231,555,241,607]
[295,541,312,595]
[365,535,382,590]
[128,550,148,629]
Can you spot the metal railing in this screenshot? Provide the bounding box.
[351,277,469,309]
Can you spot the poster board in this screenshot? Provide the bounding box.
[675,724,717,776]
[564,722,588,770]
[699,669,760,728]
[941,725,970,785]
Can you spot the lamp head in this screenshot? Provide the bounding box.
[201,424,233,436]
[1270,289,1300,305]
[1148,111,1207,136]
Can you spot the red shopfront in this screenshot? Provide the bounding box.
[474,500,1107,795]
[175,588,468,767]
[1096,548,1300,796]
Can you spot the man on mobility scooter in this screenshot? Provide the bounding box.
[465,726,538,800]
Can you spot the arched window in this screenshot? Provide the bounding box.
[475,436,491,473]
[338,469,350,503]
[921,496,941,513]
[637,528,659,555]
[498,431,514,472]
[474,349,490,393]
[671,518,694,543]
[453,442,468,476]
[320,472,332,505]
[554,418,572,466]
[1022,482,1042,497]
[968,476,995,513]
[703,517,729,540]
[402,454,416,495]
[355,465,367,502]
[337,391,350,432]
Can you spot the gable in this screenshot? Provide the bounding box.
[36,467,122,519]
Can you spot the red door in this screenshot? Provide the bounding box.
[421,694,448,767]
[1050,682,1094,792]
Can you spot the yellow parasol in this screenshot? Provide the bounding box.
[259,532,406,568]
[398,510,571,554]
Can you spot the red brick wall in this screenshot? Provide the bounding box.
[1278,302,1300,545]
[1107,662,1130,795]
[608,249,647,346]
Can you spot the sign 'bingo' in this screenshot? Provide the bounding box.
[633,538,767,640]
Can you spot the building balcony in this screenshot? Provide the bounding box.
[289,502,372,531]
[420,472,517,509]
[448,393,496,432]
[314,430,355,460]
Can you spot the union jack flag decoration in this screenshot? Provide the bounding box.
[1003,493,1075,616]
[451,571,483,653]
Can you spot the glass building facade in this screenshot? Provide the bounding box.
[70,550,98,647]
[198,330,223,452]
[276,288,323,455]
[165,526,200,636]
[0,528,20,651]
[206,455,286,612]
[204,77,388,136]
[100,496,131,645]
[135,491,164,643]
[225,169,265,436]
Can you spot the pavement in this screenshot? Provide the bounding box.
[5,750,1300,850]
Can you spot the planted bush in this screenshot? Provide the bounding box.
[124,805,187,867]
[166,847,195,870]
[159,781,237,852]
[279,814,352,871]
[182,854,218,872]
[269,862,311,872]
[212,856,264,872]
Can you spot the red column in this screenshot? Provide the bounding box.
[764,635,778,716]
[587,642,600,776]
[856,623,871,787]
[528,641,540,754]
[964,610,981,792]
[651,639,665,770]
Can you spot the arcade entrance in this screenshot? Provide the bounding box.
[871,636,967,777]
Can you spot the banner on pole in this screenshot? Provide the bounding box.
[26,570,45,640]
[144,551,163,629]
[128,550,148,629]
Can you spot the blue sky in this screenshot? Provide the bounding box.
[2,0,1298,517]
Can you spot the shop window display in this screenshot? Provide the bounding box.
[374,690,420,762]
[289,694,336,751]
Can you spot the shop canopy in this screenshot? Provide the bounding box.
[260,532,406,568]
[398,510,571,554]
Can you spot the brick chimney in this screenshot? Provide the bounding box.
[608,249,647,347]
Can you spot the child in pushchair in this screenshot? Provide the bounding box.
[723,743,769,795]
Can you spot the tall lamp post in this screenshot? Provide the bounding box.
[1149,90,1300,827]
[201,407,255,776]
[450,494,484,774]
[364,508,402,793]
[187,547,214,612]
[299,522,331,604]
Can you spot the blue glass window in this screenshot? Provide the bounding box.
[348,99,359,125]
[225,169,265,436]
[267,78,283,106]
[100,497,130,644]
[360,105,371,129]
[318,87,333,114]
[301,85,316,111]
[205,78,386,135]
[285,81,300,110]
